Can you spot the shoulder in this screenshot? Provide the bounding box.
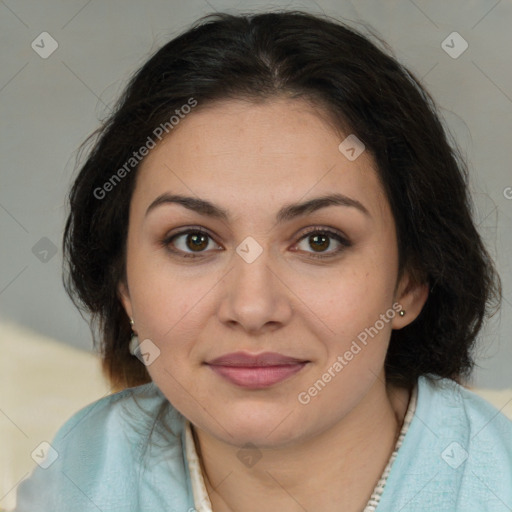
[14,383,193,512]
[49,381,186,463]
[54,381,183,442]
[418,374,512,446]
[378,375,512,511]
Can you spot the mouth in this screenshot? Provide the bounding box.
[205,351,310,389]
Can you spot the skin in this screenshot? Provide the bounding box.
[119,96,429,512]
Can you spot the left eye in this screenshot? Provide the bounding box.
[293,228,350,259]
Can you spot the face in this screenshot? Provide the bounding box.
[119,97,426,448]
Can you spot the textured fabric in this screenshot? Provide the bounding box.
[184,419,213,511]
[14,375,512,511]
[363,381,417,511]
[378,376,512,511]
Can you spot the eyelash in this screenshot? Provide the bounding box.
[161,226,351,260]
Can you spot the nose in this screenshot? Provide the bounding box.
[217,245,294,334]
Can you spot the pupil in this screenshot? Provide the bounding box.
[311,234,329,252]
[188,233,208,251]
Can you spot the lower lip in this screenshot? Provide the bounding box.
[208,363,307,389]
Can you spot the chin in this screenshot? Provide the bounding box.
[212,403,308,448]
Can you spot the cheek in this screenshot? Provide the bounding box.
[298,257,396,336]
[132,282,206,344]
[128,264,212,402]
[125,245,209,343]
[297,252,398,384]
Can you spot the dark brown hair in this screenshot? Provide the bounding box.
[63,10,501,390]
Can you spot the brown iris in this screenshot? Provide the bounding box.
[309,233,330,252]
[187,232,209,251]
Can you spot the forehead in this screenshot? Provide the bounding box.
[133,97,389,223]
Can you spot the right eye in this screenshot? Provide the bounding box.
[162,228,222,258]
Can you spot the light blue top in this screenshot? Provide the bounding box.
[14,375,512,511]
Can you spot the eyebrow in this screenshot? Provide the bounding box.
[145,192,370,222]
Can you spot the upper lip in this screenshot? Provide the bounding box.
[206,351,308,367]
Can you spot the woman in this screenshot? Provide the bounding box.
[14,10,512,512]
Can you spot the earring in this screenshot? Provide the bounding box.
[399,310,406,317]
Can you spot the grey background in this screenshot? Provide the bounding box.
[1,0,511,388]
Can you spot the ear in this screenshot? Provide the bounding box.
[117,280,134,322]
[392,271,429,330]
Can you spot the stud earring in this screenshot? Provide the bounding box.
[399,310,406,317]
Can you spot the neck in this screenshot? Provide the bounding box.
[192,376,411,512]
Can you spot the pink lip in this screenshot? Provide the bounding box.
[206,351,309,389]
